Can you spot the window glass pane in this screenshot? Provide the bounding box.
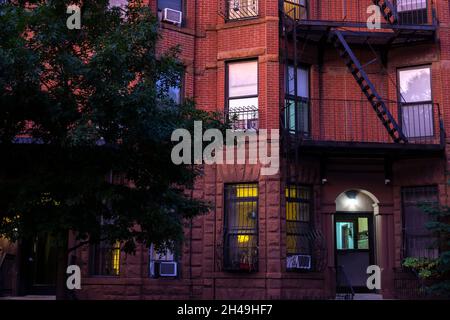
[158,0,182,11]
[156,79,182,104]
[397,0,427,12]
[284,0,307,20]
[357,218,369,249]
[228,61,258,97]
[399,67,431,103]
[402,186,439,259]
[228,0,259,19]
[286,65,309,98]
[167,86,181,104]
[285,185,312,258]
[224,184,258,271]
[90,241,120,276]
[336,222,355,250]
[401,104,433,138]
[229,97,258,109]
[109,0,127,8]
[285,99,309,133]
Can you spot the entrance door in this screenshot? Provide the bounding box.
[335,214,374,292]
[21,234,57,295]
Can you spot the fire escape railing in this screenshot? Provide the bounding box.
[282,0,436,27]
[280,0,443,149]
[282,99,444,146]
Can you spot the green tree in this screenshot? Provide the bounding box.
[403,202,450,298]
[0,0,225,299]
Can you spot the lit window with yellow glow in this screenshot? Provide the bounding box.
[89,241,121,276]
[285,185,312,259]
[111,241,121,276]
[223,184,259,272]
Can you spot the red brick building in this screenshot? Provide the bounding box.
[2,0,449,300]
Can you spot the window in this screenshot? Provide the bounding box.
[398,66,433,138]
[285,65,309,135]
[396,0,428,24]
[227,0,259,20]
[108,0,128,9]
[336,218,369,250]
[227,60,258,130]
[89,241,120,276]
[223,184,258,272]
[286,185,313,270]
[158,0,182,12]
[401,186,439,259]
[157,71,183,105]
[283,0,307,20]
[149,244,178,278]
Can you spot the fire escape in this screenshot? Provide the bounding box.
[280,0,444,183]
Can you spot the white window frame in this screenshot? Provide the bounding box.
[398,66,433,138]
[226,60,259,131]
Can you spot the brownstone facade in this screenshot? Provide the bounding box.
[3,0,450,300]
[69,0,450,300]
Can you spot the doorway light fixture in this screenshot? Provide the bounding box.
[345,190,359,208]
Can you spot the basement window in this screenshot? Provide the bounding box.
[398,66,433,138]
[149,243,179,278]
[89,241,121,276]
[401,186,439,259]
[223,184,259,272]
[286,185,313,271]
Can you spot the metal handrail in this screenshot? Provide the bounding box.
[282,98,443,145]
[336,265,355,299]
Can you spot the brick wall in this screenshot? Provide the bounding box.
[77,0,450,300]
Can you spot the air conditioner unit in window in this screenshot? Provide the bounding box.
[162,8,183,25]
[287,254,312,270]
[158,261,178,277]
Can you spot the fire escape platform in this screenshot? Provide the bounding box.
[289,20,436,46]
[286,139,445,158]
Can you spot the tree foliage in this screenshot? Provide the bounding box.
[403,202,450,298]
[0,0,225,260]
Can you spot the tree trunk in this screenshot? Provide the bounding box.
[55,245,68,300]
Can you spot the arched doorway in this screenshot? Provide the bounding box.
[334,189,379,293]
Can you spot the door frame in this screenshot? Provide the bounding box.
[334,211,376,293]
[19,236,57,295]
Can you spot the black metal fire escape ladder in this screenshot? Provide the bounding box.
[330,30,408,143]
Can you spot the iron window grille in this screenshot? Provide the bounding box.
[285,185,314,271]
[223,184,259,272]
[401,186,439,260]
